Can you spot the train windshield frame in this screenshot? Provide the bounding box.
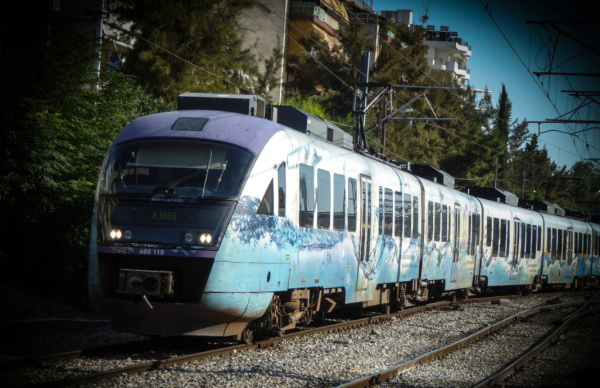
[100,139,256,200]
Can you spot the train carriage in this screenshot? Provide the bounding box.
[592,223,600,283]
[541,214,577,285]
[420,180,481,294]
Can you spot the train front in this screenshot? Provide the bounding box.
[88,110,280,338]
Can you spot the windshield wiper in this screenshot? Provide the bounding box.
[153,168,207,195]
[201,150,213,198]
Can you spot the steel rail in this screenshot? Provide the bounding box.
[13,292,573,388]
[6,292,558,369]
[334,297,592,388]
[471,292,600,388]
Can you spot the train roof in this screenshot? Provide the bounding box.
[112,110,283,155]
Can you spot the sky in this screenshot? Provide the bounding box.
[373,0,600,170]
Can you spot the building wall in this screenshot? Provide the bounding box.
[239,0,290,104]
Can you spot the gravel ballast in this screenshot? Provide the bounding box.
[2,295,592,388]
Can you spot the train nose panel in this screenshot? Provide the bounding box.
[89,286,272,337]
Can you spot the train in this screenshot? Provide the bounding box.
[88,93,600,343]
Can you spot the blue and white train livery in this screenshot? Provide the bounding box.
[88,93,600,341]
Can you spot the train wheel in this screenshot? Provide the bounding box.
[241,327,254,344]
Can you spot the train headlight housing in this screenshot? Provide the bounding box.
[110,229,122,239]
[200,233,212,244]
[184,233,194,243]
[123,230,132,240]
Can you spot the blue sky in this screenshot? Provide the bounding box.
[373,0,600,169]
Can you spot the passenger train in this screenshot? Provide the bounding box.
[88,93,600,342]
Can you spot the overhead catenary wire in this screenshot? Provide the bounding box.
[271,4,566,174]
[483,0,600,156]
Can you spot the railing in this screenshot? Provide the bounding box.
[348,0,375,13]
[290,1,328,23]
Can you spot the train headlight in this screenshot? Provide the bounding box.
[184,233,194,243]
[124,230,132,240]
[110,229,122,239]
[200,233,212,244]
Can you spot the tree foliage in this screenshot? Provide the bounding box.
[105,0,282,102]
[0,30,173,301]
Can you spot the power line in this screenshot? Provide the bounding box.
[105,23,251,93]
[255,7,354,92]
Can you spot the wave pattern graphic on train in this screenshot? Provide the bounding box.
[88,93,600,341]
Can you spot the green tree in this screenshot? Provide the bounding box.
[0,30,172,303]
[105,0,280,102]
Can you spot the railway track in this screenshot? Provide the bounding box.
[335,291,600,388]
[1,291,579,388]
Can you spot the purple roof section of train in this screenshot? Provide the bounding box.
[113,110,283,155]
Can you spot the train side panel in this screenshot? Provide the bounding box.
[420,181,479,291]
[541,214,576,284]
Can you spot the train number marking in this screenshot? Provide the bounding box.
[139,248,165,255]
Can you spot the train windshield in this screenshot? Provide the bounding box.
[101,140,255,200]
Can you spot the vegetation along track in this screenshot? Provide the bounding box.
[1,291,580,388]
[336,292,600,388]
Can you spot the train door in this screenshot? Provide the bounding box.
[356,176,372,290]
[451,204,460,283]
[511,220,520,280]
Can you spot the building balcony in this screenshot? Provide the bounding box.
[290,1,341,33]
[347,0,375,13]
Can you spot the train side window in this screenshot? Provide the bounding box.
[499,219,507,257]
[385,189,393,236]
[441,205,448,242]
[551,229,557,259]
[434,202,441,241]
[333,174,345,231]
[378,187,383,235]
[396,192,404,237]
[585,234,589,254]
[505,220,511,258]
[579,232,583,254]
[574,233,579,255]
[531,225,538,259]
[492,217,500,257]
[547,228,551,252]
[257,179,274,215]
[563,231,569,260]
[557,229,563,260]
[514,222,520,257]
[472,214,479,255]
[526,224,532,259]
[520,224,527,259]
[299,164,315,228]
[467,213,472,254]
[427,201,434,241]
[316,169,331,229]
[348,178,357,232]
[404,194,412,238]
[413,196,419,238]
[486,216,492,247]
[476,214,481,249]
[278,163,286,217]
[569,231,573,258]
